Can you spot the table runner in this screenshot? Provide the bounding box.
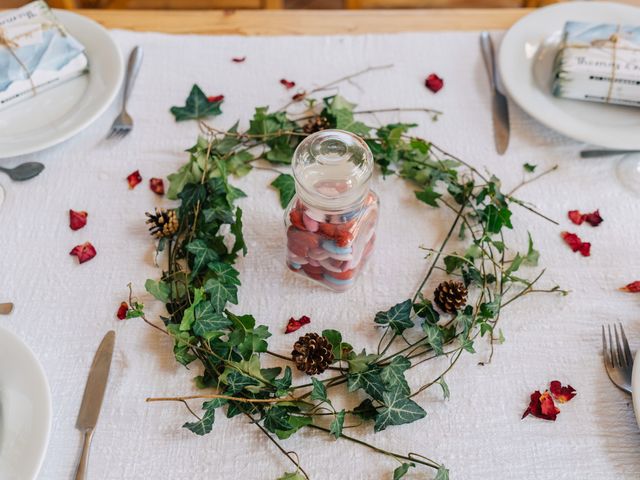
[1,29,640,479]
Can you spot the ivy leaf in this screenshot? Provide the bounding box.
[437,377,450,400]
[275,415,312,440]
[204,278,238,312]
[224,370,260,394]
[186,239,219,277]
[145,279,170,302]
[193,301,231,336]
[380,356,411,396]
[482,204,513,234]
[264,406,292,433]
[444,254,464,274]
[203,205,234,225]
[523,163,537,173]
[170,84,223,122]
[310,377,329,403]
[353,399,378,420]
[179,288,205,331]
[415,187,442,207]
[422,322,444,355]
[523,232,540,266]
[230,207,247,256]
[505,253,523,277]
[347,367,386,401]
[413,299,439,324]
[182,400,222,435]
[329,410,345,438]
[346,350,379,374]
[271,173,296,208]
[322,329,352,360]
[208,261,241,286]
[273,366,293,396]
[276,472,306,480]
[374,387,427,432]
[374,299,413,335]
[393,463,415,480]
[179,183,207,211]
[435,467,450,480]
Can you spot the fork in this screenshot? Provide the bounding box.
[107,46,143,139]
[602,324,634,393]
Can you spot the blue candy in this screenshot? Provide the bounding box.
[323,273,354,286]
[321,240,352,255]
[289,262,301,270]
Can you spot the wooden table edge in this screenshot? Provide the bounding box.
[72,8,531,35]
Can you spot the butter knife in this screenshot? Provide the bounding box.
[480,32,510,155]
[74,331,116,480]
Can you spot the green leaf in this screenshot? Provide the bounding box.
[374,387,427,432]
[346,350,379,374]
[479,297,500,320]
[393,463,415,480]
[444,254,464,274]
[224,370,260,394]
[347,368,386,401]
[353,399,378,420]
[415,187,442,207]
[380,356,411,396]
[264,406,292,433]
[186,239,219,277]
[273,366,293,396]
[203,205,234,225]
[230,207,247,256]
[179,183,207,210]
[145,279,170,302]
[437,377,450,400]
[208,261,241,286]
[329,410,345,439]
[271,173,296,209]
[422,322,444,355]
[435,466,450,480]
[167,163,197,199]
[523,232,540,266]
[374,299,413,335]
[170,84,223,122]
[182,400,222,436]
[310,377,329,403]
[275,415,312,440]
[482,205,513,234]
[413,299,439,324]
[179,287,205,331]
[505,253,523,276]
[192,301,231,336]
[204,277,238,312]
[523,163,537,173]
[276,472,306,480]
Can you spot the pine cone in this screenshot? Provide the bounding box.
[433,280,468,314]
[292,332,334,375]
[303,116,331,135]
[145,208,179,239]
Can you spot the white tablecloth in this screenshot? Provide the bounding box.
[1,28,640,480]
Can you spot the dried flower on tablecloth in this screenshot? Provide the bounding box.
[70,242,97,264]
[292,91,306,102]
[127,170,142,189]
[280,78,296,89]
[69,209,88,230]
[285,315,311,334]
[522,390,560,421]
[549,381,576,403]
[425,73,444,93]
[149,178,165,195]
[231,56,246,63]
[568,209,603,227]
[620,281,640,293]
[560,231,591,257]
[116,301,129,320]
[207,95,224,103]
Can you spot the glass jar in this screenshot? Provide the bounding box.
[284,129,379,292]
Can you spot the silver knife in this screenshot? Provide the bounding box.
[74,331,116,480]
[480,32,510,155]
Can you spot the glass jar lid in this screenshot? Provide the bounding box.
[292,129,374,211]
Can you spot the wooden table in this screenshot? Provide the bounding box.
[75,8,531,34]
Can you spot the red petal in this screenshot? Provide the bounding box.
[560,231,582,252]
[207,95,224,103]
[583,209,603,227]
[70,242,97,264]
[289,209,306,231]
[292,91,306,102]
[284,315,311,334]
[522,390,559,421]
[425,73,444,93]
[232,56,246,63]
[568,210,584,225]
[116,301,129,320]
[127,170,142,189]
[280,79,296,89]
[149,178,165,195]
[69,209,88,230]
[578,241,591,257]
[620,281,640,293]
[549,381,576,403]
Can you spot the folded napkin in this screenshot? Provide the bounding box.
[551,21,640,107]
[0,0,88,111]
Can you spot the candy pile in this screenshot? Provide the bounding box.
[286,192,378,291]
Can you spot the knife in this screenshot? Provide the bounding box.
[480,32,510,155]
[74,330,116,480]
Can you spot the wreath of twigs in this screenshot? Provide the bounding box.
[125,66,566,480]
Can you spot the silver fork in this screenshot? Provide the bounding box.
[602,323,634,393]
[107,46,143,139]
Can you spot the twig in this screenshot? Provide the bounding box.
[146,393,302,404]
[508,165,559,196]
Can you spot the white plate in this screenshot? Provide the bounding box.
[498,1,640,149]
[0,326,51,480]
[0,10,124,159]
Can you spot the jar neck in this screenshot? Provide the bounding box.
[295,184,370,215]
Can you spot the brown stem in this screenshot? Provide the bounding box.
[146,393,302,404]
[508,165,559,196]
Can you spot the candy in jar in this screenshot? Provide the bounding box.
[284,129,379,292]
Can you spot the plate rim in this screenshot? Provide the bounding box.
[632,351,640,426]
[497,1,640,149]
[0,9,124,159]
[0,324,52,480]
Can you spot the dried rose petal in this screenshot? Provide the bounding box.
[289,209,306,231]
[207,95,224,103]
[561,231,590,256]
[578,241,591,257]
[231,56,246,63]
[116,301,129,320]
[292,91,306,102]
[568,210,584,225]
[280,79,296,89]
[127,170,142,189]
[425,73,444,93]
[522,390,560,421]
[583,210,603,227]
[285,315,311,334]
[549,381,576,403]
[620,281,640,293]
[69,209,88,230]
[70,242,97,264]
[149,178,165,195]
